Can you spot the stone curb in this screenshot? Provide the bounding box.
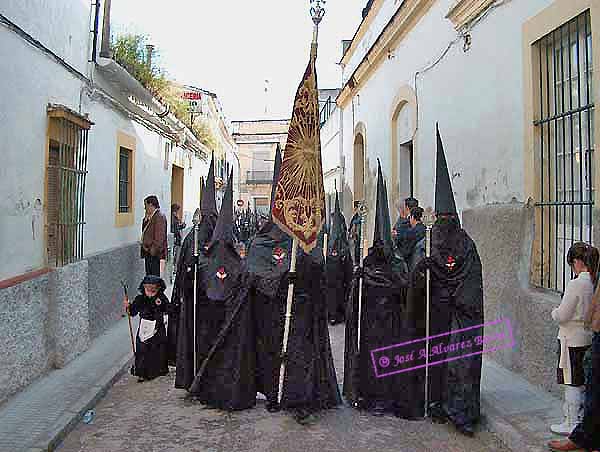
[33,353,133,452]
[480,397,547,452]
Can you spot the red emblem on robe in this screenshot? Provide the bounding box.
[216,267,227,280]
[446,256,456,271]
[273,247,286,266]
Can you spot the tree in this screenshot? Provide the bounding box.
[110,33,217,149]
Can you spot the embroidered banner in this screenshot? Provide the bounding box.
[272,45,326,254]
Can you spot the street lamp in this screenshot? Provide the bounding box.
[310,0,326,26]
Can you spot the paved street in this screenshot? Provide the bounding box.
[56,324,509,452]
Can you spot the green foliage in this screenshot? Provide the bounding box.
[110,33,218,150]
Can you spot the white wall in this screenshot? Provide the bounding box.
[2,0,92,76]
[0,0,209,279]
[340,0,556,240]
[182,153,209,225]
[0,20,86,280]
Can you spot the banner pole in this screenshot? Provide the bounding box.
[277,238,298,405]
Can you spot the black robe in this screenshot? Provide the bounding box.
[344,247,423,416]
[247,223,341,412]
[166,295,180,367]
[129,292,169,380]
[174,215,216,389]
[188,243,256,411]
[325,251,353,324]
[414,225,484,429]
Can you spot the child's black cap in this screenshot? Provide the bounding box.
[138,275,166,292]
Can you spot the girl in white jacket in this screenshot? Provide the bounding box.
[550,242,599,435]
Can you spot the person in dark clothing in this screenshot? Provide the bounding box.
[171,204,186,246]
[247,146,341,423]
[345,160,422,418]
[403,206,426,258]
[188,171,257,411]
[348,201,363,267]
[174,154,219,390]
[141,195,168,276]
[413,125,484,436]
[124,275,170,382]
[325,191,353,325]
[393,197,419,259]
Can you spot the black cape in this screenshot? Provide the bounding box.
[129,292,169,380]
[187,241,256,410]
[173,214,217,389]
[325,195,352,324]
[247,222,341,412]
[187,170,257,410]
[344,161,424,417]
[415,224,484,429]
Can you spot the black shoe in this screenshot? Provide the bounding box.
[456,423,475,437]
[266,402,280,413]
[373,403,386,417]
[329,319,337,326]
[137,377,145,383]
[294,408,311,424]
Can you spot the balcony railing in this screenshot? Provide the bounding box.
[319,97,336,128]
[246,171,273,184]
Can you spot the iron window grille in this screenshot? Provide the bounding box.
[46,107,92,267]
[534,10,595,293]
[118,148,131,213]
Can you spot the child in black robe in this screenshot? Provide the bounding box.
[124,275,169,382]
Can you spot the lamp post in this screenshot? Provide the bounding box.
[310,0,326,40]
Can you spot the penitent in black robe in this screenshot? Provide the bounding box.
[247,223,341,413]
[325,193,353,325]
[344,160,425,418]
[129,292,169,380]
[188,170,257,411]
[187,245,256,410]
[173,215,217,389]
[415,224,484,430]
[344,246,425,416]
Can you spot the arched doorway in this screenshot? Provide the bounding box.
[390,86,417,211]
[353,132,365,203]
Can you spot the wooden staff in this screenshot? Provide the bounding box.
[121,281,136,358]
[423,208,435,418]
[277,238,298,405]
[192,210,200,376]
[357,202,367,352]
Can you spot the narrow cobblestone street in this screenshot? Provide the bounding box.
[56,324,509,452]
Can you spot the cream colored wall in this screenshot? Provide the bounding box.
[339,0,572,249]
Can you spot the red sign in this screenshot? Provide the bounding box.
[182,92,202,100]
[236,200,244,207]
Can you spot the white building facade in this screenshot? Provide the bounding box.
[327,0,600,395]
[0,0,214,403]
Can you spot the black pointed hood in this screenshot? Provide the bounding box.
[201,153,218,218]
[199,177,205,206]
[269,145,282,217]
[202,170,241,302]
[435,124,458,218]
[372,160,393,256]
[328,190,350,258]
[209,170,234,247]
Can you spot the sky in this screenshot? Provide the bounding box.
[111,0,367,122]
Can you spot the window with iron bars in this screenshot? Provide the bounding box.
[533,10,595,293]
[118,147,132,213]
[46,106,92,267]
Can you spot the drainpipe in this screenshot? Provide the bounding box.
[91,1,101,63]
[99,0,111,58]
[145,44,155,68]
